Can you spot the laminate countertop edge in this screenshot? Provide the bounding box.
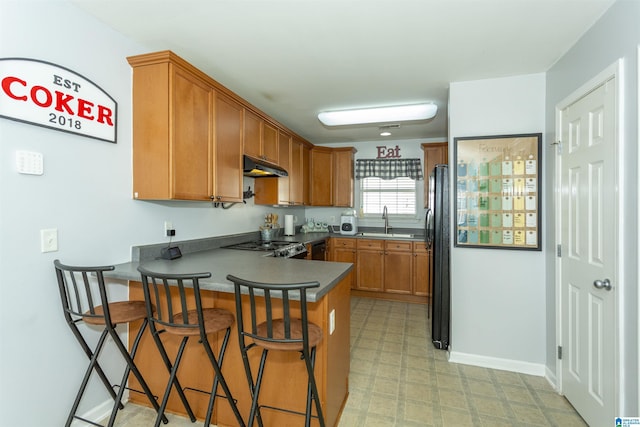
[107,247,353,303]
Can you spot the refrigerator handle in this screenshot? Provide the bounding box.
[425,208,434,250]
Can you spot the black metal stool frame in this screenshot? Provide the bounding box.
[226,274,326,427]
[138,266,246,427]
[54,260,167,427]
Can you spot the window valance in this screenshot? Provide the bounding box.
[355,158,423,180]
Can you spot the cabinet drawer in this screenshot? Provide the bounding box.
[357,239,385,250]
[331,238,356,249]
[412,242,429,253]
[385,241,413,252]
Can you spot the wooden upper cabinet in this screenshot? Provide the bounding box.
[129,57,212,200]
[262,122,279,165]
[277,130,291,204]
[302,144,310,205]
[309,146,356,207]
[128,51,242,202]
[309,147,334,206]
[243,108,279,165]
[333,147,356,207]
[253,131,309,206]
[422,142,448,208]
[242,109,261,159]
[290,137,304,204]
[213,93,243,202]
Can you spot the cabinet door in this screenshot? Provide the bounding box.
[356,239,384,291]
[330,238,357,289]
[422,142,448,208]
[333,148,355,207]
[213,93,243,202]
[290,138,303,204]
[277,130,291,204]
[333,248,357,289]
[309,147,333,206]
[384,241,413,294]
[243,109,262,160]
[262,122,279,165]
[302,144,310,205]
[132,62,212,200]
[413,243,431,298]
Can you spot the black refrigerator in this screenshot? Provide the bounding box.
[425,164,450,350]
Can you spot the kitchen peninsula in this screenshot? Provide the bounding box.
[107,235,352,427]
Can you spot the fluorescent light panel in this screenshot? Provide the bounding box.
[318,103,437,126]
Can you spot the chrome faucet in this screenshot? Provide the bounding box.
[382,205,391,234]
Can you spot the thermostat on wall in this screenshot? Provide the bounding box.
[16,151,43,175]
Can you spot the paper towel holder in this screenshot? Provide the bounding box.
[284,215,295,236]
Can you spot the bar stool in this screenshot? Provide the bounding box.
[53,260,167,427]
[226,274,325,427]
[137,266,246,427]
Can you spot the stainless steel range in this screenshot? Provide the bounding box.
[223,240,307,258]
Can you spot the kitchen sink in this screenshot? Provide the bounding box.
[359,232,415,239]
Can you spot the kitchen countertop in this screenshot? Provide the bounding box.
[108,246,352,302]
[108,229,423,302]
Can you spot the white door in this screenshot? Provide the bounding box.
[559,76,617,426]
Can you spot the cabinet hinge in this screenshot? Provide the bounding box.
[557,346,563,360]
[557,244,562,257]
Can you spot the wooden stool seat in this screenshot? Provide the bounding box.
[83,301,147,325]
[254,319,323,351]
[164,308,234,336]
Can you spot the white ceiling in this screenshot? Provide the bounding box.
[71,0,615,144]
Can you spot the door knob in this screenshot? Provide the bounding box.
[593,278,612,291]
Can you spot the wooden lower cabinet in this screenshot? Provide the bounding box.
[127,276,351,427]
[384,241,413,294]
[355,239,384,291]
[413,242,431,299]
[330,238,357,289]
[329,237,429,303]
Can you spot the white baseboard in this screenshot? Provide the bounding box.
[448,350,547,377]
[545,366,560,392]
[70,391,129,427]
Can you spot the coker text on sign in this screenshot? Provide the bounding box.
[0,58,117,143]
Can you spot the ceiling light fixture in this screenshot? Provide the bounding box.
[379,124,400,137]
[318,103,437,126]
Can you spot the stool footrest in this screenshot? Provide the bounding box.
[72,414,104,427]
[259,404,322,420]
[183,386,239,404]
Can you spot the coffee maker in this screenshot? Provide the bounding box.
[340,210,358,235]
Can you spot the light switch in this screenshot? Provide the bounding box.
[16,151,44,175]
[41,228,58,252]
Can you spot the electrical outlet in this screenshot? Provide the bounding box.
[164,221,173,236]
[329,215,336,223]
[329,309,336,335]
[41,228,58,252]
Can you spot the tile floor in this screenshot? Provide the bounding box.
[112,297,587,426]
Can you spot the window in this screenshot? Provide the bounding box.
[360,176,417,216]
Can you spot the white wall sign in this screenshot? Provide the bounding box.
[0,58,117,143]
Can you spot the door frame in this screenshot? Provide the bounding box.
[554,58,624,413]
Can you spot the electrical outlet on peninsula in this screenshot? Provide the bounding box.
[164,221,175,237]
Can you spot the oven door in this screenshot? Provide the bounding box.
[289,251,308,259]
[310,240,327,261]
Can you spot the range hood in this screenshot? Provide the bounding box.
[243,155,288,178]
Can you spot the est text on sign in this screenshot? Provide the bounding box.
[0,58,117,143]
